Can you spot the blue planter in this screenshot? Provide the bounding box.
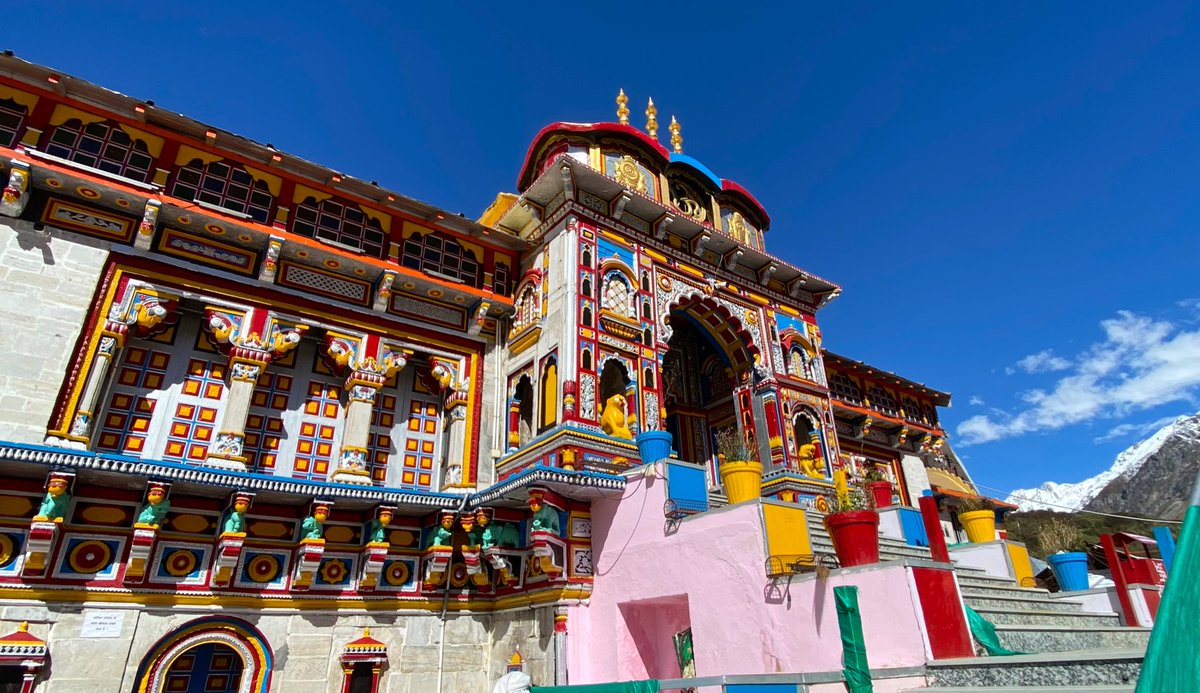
[1047,551,1090,591]
[635,431,673,463]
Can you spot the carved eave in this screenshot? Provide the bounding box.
[2,150,518,329]
[500,155,842,310]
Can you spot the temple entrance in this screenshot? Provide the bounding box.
[661,308,752,487]
[161,642,243,693]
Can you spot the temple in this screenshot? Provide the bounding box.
[0,57,1148,693]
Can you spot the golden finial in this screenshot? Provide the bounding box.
[363,627,370,637]
[616,89,629,125]
[18,621,29,632]
[669,116,682,153]
[645,98,658,139]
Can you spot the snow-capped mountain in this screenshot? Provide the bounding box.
[1006,413,1200,517]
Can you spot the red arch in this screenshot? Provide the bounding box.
[663,293,760,373]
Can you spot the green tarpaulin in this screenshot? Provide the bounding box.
[834,585,873,693]
[531,681,659,693]
[1136,498,1200,692]
[963,603,1023,656]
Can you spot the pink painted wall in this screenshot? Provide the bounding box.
[569,472,935,684]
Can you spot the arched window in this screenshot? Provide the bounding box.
[602,272,634,318]
[581,246,592,266]
[582,304,593,326]
[581,348,593,371]
[642,299,652,319]
[46,119,154,181]
[599,359,631,402]
[868,386,899,417]
[401,232,482,287]
[163,642,244,693]
[540,357,558,433]
[829,373,862,405]
[512,284,538,334]
[0,98,28,148]
[172,159,275,223]
[293,197,387,258]
[581,276,592,298]
[514,375,534,446]
[132,616,273,693]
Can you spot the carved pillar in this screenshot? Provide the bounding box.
[553,607,569,686]
[52,282,178,447]
[562,380,577,421]
[507,397,521,453]
[430,357,469,489]
[324,332,410,485]
[203,307,307,471]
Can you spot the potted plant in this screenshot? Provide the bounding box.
[715,429,762,504]
[863,466,894,509]
[1037,518,1089,591]
[957,496,997,544]
[823,485,880,567]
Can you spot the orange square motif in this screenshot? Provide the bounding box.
[298,440,313,454]
[182,381,201,396]
[322,403,338,417]
[144,373,164,390]
[405,440,418,452]
[119,369,139,386]
[98,433,119,448]
[300,422,316,436]
[136,398,154,412]
[170,422,190,437]
[150,352,170,369]
[246,414,263,428]
[195,428,212,441]
[419,472,431,486]
[408,419,420,431]
[127,437,145,452]
[420,458,432,470]
[270,394,288,409]
[267,419,283,432]
[251,392,267,407]
[199,408,217,423]
[295,458,310,472]
[176,404,195,418]
[315,461,328,474]
[111,394,132,409]
[317,442,332,456]
[204,383,223,399]
[319,425,335,439]
[402,471,415,484]
[187,360,205,376]
[278,376,293,389]
[131,417,150,432]
[165,441,184,456]
[422,441,434,453]
[106,413,126,428]
[126,348,147,365]
[188,444,206,459]
[424,420,437,434]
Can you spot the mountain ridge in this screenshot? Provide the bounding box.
[1006,412,1200,519]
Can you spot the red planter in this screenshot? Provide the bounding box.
[866,481,894,509]
[824,510,880,567]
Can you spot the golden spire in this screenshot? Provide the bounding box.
[363,627,371,637]
[616,89,629,125]
[645,98,658,139]
[669,116,682,153]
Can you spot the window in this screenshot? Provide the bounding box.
[172,159,275,223]
[493,261,511,295]
[401,232,482,287]
[829,373,862,404]
[868,385,899,417]
[602,273,634,318]
[512,283,538,333]
[293,197,387,258]
[540,357,558,433]
[0,98,27,148]
[46,119,154,182]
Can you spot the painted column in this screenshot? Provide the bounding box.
[52,282,178,447]
[331,373,387,485]
[203,308,307,471]
[441,403,468,488]
[324,331,410,485]
[507,397,521,452]
[554,607,569,686]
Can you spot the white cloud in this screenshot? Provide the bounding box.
[957,310,1200,445]
[1093,415,1182,443]
[968,395,985,406]
[1013,349,1072,374]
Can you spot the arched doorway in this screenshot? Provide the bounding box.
[133,617,272,693]
[660,303,756,487]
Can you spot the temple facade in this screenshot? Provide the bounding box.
[0,56,981,692]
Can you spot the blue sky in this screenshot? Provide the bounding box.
[7,2,1200,498]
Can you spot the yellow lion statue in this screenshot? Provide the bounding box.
[600,394,635,439]
[797,443,823,478]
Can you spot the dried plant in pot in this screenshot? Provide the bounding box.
[715,429,762,504]
[1036,518,1089,591]
[823,485,880,567]
[956,496,997,544]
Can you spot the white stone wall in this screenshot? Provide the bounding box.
[0,218,109,445]
[1,604,554,692]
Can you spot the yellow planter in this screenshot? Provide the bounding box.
[720,459,763,504]
[959,509,997,543]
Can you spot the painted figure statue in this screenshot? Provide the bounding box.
[222,494,251,534]
[797,443,823,479]
[135,484,171,528]
[368,508,393,544]
[528,493,560,536]
[460,513,482,552]
[600,394,636,439]
[302,503,329,541]
[429,511,455,548]
[32,476,71,523]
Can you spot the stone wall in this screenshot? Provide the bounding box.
[0,603,555,692]
[0,218,109,445]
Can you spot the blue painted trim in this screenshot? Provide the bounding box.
[1153,525,1176,574]
[897,507,929,547]
[669,153,723,188]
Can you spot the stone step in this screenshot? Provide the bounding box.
[956,573,1031,590]
[994,624,1151,653]
[961,592,1086,613]
[924,649,1143,687]
[809,539,934,560]
[971,607,1121,627]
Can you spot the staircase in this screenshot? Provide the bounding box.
[806,525,1149,691]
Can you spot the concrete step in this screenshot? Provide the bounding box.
[924,649,1143,687]
[956,573,1032,590]
[994,624,1151,653]
[961,592,1086,613]
[809,539,934,561]
[971,607,1121,627]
